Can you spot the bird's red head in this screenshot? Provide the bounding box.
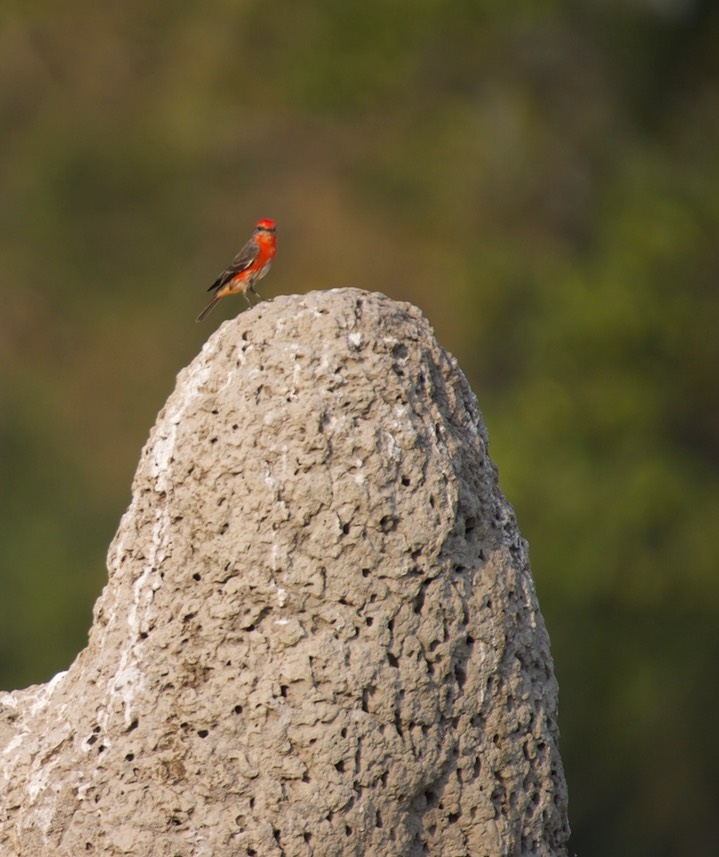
[254,219,276,233]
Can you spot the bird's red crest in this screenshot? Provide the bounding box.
[255,218,276,231]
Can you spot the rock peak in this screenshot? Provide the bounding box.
[0,289,569,856]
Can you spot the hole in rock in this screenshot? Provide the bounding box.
[197,729,209,739]
[413,581,430,614]
[361,689,372,713]
[391,343,408,359]
[379,515,398,533]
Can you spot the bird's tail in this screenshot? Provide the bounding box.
[196,294,221,322]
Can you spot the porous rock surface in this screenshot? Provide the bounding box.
[0,288,570,856]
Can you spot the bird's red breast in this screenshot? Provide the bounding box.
[252,219,277,264]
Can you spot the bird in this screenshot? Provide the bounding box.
[196,219,277,322]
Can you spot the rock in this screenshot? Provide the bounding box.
[0,288,570,856]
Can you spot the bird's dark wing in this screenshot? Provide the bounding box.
[207,237,260,292]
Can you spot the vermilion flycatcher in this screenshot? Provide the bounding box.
[196,219,277,322]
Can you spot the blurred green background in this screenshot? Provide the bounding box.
[1,2,718,854]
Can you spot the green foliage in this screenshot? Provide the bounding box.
[1,2,718,855]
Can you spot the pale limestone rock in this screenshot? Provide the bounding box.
[0,289,570,856]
